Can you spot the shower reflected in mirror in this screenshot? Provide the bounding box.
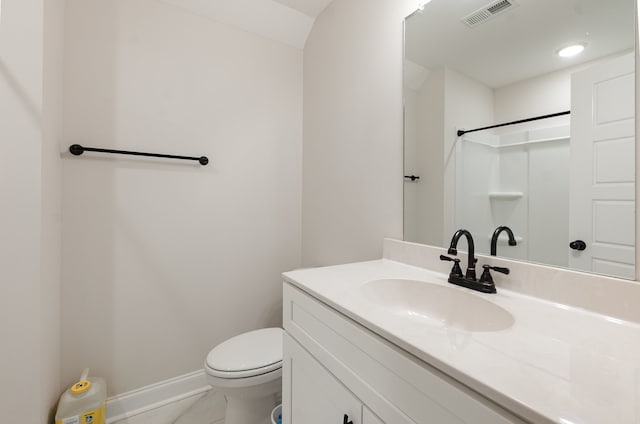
[404,0,636,279]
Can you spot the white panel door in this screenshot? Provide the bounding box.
[569,52,635,279]
[283,333,362,424]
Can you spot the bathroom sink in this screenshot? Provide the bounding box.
[360,279,514,332]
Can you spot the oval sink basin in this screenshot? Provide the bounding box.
[361,279,514,332]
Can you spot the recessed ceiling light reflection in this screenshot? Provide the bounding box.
[557,44,586,58]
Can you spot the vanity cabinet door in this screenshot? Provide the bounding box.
[363,407,384,424]
[283,333,362,424]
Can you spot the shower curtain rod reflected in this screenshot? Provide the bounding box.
[69,144,209,165]
[456,110,571,137]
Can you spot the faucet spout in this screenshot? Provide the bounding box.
[491,226,517,256]
[441,229,500,294]
[448,229,476,280]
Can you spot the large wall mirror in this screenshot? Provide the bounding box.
[404,0,636,279]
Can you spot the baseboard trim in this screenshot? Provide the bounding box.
[106,370,211,423]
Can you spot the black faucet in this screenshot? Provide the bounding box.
[490,226,517,256]
[441,229,503,294]
[447,229,477,280]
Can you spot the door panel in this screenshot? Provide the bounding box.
[569,52,635,279]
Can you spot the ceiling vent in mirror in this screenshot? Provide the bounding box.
[461,0,519,27]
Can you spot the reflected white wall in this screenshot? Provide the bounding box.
[404,67,446,246]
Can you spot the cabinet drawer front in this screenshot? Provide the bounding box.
[283,283,527,424]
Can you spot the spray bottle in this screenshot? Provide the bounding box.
[55,368,106,424]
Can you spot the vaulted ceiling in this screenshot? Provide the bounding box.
[158,0,335,48]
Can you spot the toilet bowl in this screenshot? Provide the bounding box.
[204,328,283,424]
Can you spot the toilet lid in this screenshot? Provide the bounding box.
[206,328,283,378]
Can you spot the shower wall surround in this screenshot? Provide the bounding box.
[456,126,571,268]
[61,0,302,395]
[404,49,634,277]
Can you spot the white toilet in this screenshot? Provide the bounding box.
[204,328,283,424]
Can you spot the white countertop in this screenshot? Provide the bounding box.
[283,259,640,424]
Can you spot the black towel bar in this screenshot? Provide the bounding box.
[69,144,209,166]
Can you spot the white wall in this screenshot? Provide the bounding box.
[637,4,640,282]
[493,53,633,132]
[417,68,447,246]
[42,0,65,418]
[403,67,446,247]
[444,68,494,243]
[403,87,420,241]
[494,67,571,130]
[0,0,63,421]
[301,0,417,266]
[61,0,302,395]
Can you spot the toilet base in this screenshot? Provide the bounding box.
[224,392,279,424]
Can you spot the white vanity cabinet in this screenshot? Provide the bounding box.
[282,282,528,424]
[284,332,378,424]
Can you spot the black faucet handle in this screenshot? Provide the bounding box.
[479,264,510,285]
[485,265,510,275]
[440,255,463,278]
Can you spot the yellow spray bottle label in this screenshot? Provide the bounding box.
[80,403,106,423]
[55,402,105,424]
